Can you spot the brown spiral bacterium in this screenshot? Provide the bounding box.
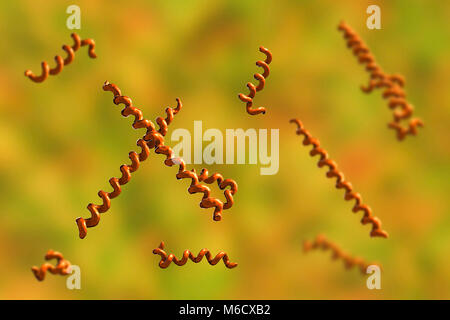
[303,234,379,274]
[24,33,97,83]
[154,146,238,220]
[338,21,423,140]
[103,81,237,220]
[31,250,72,281]
[153,241,238,269]
[290,119,388,238]
[238,46,272,115]
[75,82,178,239]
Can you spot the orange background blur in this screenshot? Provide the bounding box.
[0,0,449,299]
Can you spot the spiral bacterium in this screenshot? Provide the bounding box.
[25,33,96,83]
[338,21,423,140]
[75,82,181,239]
[153,241,238,269]
[31,250,72,281]
[290,118,388,238]
[238,46,272,115]
[303,234,379,274]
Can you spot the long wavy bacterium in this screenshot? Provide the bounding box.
[153,241,238,269]
[303,234,379,274]
[238,46,272,115]
[75,82,181,239]
[31,250,72,281]
[290,119,388,238]
[24,33,96,83]
[338,21,423,140]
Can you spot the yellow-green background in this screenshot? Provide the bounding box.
[0,0,449,299]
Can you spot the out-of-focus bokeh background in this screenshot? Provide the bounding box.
[0,0,449,299]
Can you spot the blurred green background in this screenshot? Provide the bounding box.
[0,0,449,299]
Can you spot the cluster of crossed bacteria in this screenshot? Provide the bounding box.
[28,20,423,282]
